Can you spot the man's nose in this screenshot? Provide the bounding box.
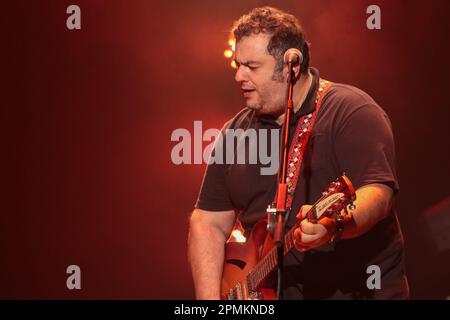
[234,65,247,83]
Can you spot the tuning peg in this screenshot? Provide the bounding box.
[349,203,356,210]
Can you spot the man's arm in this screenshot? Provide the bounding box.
[341,183,393,239]
[188,208,236,299]
[293,183,393,251]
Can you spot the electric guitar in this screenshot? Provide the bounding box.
[220,175,356,300]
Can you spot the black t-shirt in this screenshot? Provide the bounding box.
[195,68,409,299]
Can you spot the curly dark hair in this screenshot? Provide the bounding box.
[231,6,310,76]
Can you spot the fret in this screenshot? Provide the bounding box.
[259,264,262,281]
[283,227,294,254]
[249,274,253,292]
[284,230,291,253]
[263,258,267,276]
[263,260,267,277]
[269,251,273,271]
[260,264,263,280]
[271,251,276,270]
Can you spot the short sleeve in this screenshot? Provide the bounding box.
[194,127,234,211]
[333,104,399,193]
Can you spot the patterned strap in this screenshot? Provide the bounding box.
[283,79,333,209]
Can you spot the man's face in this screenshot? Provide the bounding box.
[234,33,287,116]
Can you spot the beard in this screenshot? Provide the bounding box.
[245,70,287,116]
[246,101,263,111]
[247,98,284,117]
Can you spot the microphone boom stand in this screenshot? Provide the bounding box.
[274,61,296,300]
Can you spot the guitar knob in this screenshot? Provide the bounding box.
[349,203,356,210]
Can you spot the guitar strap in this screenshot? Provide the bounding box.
[277,78,334,211]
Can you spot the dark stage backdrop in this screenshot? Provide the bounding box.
[2,0,450,299]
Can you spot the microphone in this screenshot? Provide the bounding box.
[283,48,303,65]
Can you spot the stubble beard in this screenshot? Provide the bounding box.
[246,69,287,116]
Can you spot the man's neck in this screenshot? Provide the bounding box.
[276,70,313,125]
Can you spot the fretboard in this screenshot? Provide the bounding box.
[245,222,299,292]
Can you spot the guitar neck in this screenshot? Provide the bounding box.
[245,222,299,292]
[246,208,318,292]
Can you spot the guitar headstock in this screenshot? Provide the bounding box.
[309,175,356,222]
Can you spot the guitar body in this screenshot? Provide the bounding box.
[221,220,276,300]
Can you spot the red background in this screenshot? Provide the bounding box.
[2,0,450,299]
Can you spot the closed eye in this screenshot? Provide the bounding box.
[234,59,260,71]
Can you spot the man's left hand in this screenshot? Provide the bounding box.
[293,205,336,252]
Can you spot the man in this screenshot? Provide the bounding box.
[188,6,409,299]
